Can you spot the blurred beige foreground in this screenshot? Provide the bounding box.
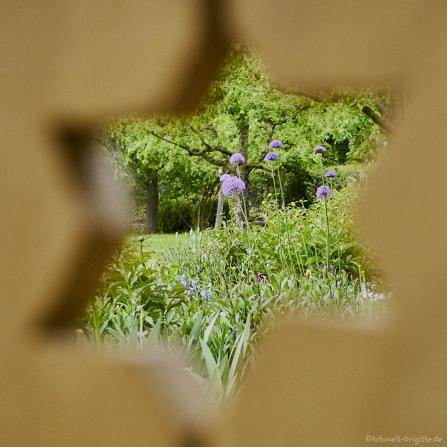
[1,1,446,446]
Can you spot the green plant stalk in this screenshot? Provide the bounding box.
[323,196,330,271]
[236,165,254,279]
[276,166,303,277]
[319,154,334,300]
[295,208,310,269]
[270,167,292,276]
[271,167,278,203]
[319,154,325,184]
[236,165,250,230]
[276,165,285,210]
[323,196,334,300]
[297,233,309,274]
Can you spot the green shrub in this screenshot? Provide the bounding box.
[158,197,229,233]
[158,198,193,233]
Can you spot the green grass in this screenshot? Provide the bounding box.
[127,232,188,254]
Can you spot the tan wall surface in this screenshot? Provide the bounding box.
[1,1,446,446]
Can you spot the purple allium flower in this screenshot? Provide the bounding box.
[221,176,246,197]
[269,139,283,149]
[264,152,279,161]
[324,171,336,178]
[313,145,326,154]
[219,173,232,182]
[229,153,245,164]
[316,185,333,199]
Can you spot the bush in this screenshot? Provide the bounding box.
[158,198,194,233]
[158,197,230,233]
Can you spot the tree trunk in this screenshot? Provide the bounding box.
[237,124,249,227]
[145,168,159,233]
[196,203,201,231]
[214,188,224,229]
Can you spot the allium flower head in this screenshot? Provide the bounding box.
[229,153,245,164]
[269,139,283,148]
[219,173,232,182]
[221,176,246,197]
[313,145,327,154]
[264,152,279,161]
[316,185,333,199]
[324,171,336,178]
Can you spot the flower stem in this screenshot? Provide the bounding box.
[277,166,285,209]
[270,168,278,204]
[235,166,250,230]
[323,196,330,271]
[323,196,333,300]
[276,167,302,278]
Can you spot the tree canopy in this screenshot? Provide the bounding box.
[104,49,387,232]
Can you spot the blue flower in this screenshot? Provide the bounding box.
[200,289,212,300]
[180,276,196,297]
[269,139,283,148]
[313,145,326,154]
[179,275,189,287]
[219,173,232,182]
[264,152,279,161]
[189,280,198,291]
[229,153,245,164]
[316,185,333,199]
[324,171,336,178]
[221,176,246,197]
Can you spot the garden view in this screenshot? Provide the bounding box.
[82,49,390,400]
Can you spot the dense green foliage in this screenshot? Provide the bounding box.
[104,49,386,231]
[158,197,228,233]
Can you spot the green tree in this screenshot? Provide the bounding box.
[104,49,386,232]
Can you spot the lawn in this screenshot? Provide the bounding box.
[127,232,189,254]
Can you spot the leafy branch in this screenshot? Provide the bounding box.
[149,129,270,172]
